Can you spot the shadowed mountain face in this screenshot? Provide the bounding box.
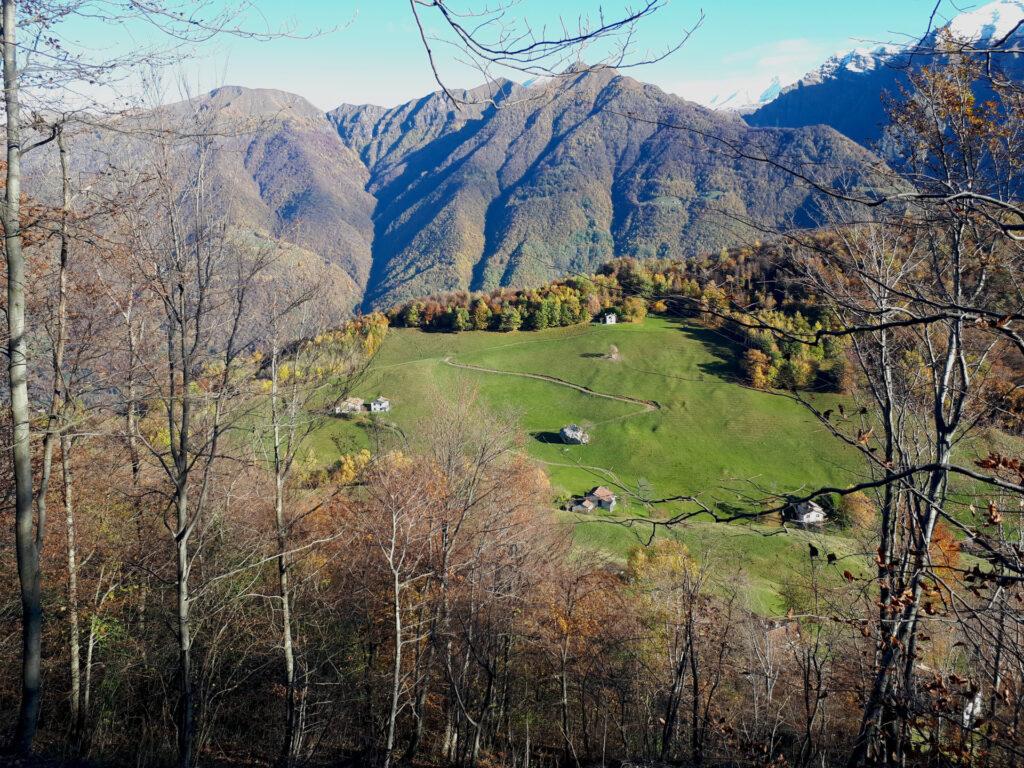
[329,69,876,309]
[57,75,876,315]
[744,48,904,150]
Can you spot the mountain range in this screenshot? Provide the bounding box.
[52,3,1022,318]
[98,69,873,316]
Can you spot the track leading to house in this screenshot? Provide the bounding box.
[442,356,661,411]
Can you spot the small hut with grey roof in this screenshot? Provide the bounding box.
[560,424,590,445]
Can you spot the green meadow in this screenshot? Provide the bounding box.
[311,316,867,614]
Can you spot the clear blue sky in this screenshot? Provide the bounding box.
[68,1,974,109]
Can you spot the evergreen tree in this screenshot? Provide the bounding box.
[499,305,522,332]
[402,302,422,328]
[450,306,470,332]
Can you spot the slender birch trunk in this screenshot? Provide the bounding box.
[3,0,43,753]
[175,483,194,768]
[384,566,403,768]
[51,124,84,749]
[270,343,298,766]
[63,435,81,730]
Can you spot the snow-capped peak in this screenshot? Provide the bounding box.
[699,1,1024,116]
[706,76,782,113]
[800,45,902,86]
[947,0,1024,45]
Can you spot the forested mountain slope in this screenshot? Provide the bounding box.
[331,68,876,308]
[49,72,878,315]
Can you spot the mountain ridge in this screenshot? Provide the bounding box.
[321,68,876,309]
[52,71,878,317]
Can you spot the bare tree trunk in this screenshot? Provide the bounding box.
[688,612,702,767]
[384,569,403,768]
[270,343,299,767]
[51,124,83,750]
[276,474,298,761]
[170,296,195,767]
[660,629,690,761]
[175,485,194,768]
[124,305,142,491]
[80,570,111,758]
[63,435,82,743]
[3,0,42,753]
[83,610,97,724]
[559,643,578,767]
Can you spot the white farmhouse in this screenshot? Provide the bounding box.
[602,312,618,325]
[788,500,826,525]
[370,396,391,413]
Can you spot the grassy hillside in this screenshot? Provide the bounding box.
[311,316,864,613]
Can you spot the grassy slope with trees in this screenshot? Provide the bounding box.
[311,316,859,613]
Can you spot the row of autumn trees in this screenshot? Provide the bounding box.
[386,275,649,332]
[387,252,851,392]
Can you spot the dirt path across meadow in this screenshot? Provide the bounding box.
[443,357,661,411]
